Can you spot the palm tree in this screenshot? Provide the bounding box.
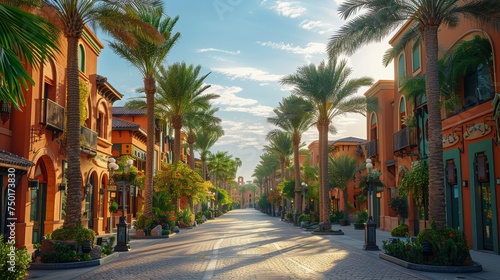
[327,0,500,228]
[194,125,224,180]
[207,151,233,212]
[268,95,313,215]
[0,2,59,109]
[281,58,373,230]
[328,154,363,222]
[264,130,293,181]
[184,106,221,170]
[110,5,179,219]
[31,0,164,228]
[154,62,218,164]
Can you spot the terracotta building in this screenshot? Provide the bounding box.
[0,24,122,250]
[367,18,500,254]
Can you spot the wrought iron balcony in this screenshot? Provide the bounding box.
[392,127,417,154]
[366,139,377,158]
[80,126,98,155]
[40,98,64,132]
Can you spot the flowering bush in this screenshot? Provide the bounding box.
[388,195,408,220]
[155,163,204,204]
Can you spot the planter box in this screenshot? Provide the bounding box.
[379,253,483,273]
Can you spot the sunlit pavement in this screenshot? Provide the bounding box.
[27,209,499,280]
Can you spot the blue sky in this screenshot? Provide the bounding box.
[97,0,394,181]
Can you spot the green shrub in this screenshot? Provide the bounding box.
[354,210,368,224]
[40,242,79,263]
[101,236,115,256]
[391,224,409,237]
[177,208,194,227]
[330,210,344,223]
[51,225,95,246]
[135,215,153,230]
[0,236,30,280]
[299,214,310,222]
[383,225,470,266]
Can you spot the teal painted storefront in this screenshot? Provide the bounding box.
[467,139,498,254]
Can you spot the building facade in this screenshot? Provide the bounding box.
[368,18,500,254]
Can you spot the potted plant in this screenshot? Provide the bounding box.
[353,210,368,229]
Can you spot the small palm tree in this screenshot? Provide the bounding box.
[327,0,500,228]
[268,95,314,215]
[281,58,373,230]
[194,125,224,180]
[328,154,363,223]
[263,130,293,181]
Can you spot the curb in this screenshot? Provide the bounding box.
[28,252,120,270]
[379,253,483,273]
[311,231,344,235]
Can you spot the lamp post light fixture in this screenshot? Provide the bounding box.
[301,182,308,213]
[363,158,379,250]
[108,157,133,252]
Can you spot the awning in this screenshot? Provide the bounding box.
[0,150,33,172]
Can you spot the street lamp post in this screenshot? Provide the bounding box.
[108,158,133,252]
[363,158,379,250]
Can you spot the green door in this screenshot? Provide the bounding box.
[31,183,47,244]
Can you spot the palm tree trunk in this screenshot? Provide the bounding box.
[188,133,195,170]
[173,118,182,164]
[64,35,83,228]
[143,75,156,218]
[423,26,446,228]
[318,121,331,229]
[293,134,302,215]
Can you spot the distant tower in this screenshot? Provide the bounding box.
[238,176,244,185]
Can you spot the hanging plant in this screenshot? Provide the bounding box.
[399,161,428,207]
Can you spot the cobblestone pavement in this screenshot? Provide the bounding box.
[28,209,436,280]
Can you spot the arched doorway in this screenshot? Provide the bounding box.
[84,172,97,230]
[31,156,55,244]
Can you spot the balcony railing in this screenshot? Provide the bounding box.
[366,139,377,158]
[80,126,98,155]
[40,99,65,132]
[392,127,417,153]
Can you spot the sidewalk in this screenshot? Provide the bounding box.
[324,222,500,280]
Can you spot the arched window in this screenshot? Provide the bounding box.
[78,44,85,72]
[412,44,421,72]
[370,113,377,139]
[398,54,406,87]
[399,97,406,128]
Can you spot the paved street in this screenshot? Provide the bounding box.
[27,209,498,280]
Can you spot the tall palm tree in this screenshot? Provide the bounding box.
[30,0,164,228]
[281,58,373,230]
[154,62,218,164]
[327,0,500,228]
[0,2,59,109]
[194,125,224,180]
[328,154,363,222]
[110,5,179,219]
[268,95,313,215]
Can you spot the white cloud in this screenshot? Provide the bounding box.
[261,1,306,18]
[212,67,283,82]
[224,105,274,117]
[257,41,326,63]
[274,1,306,18]
[299,19,335,34]
[209,84,258,107]
[196,48,241,56]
